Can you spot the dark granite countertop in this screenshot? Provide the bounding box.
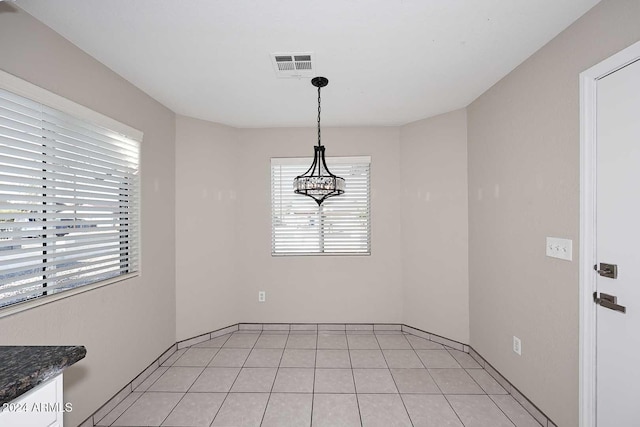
[0,346,86,405]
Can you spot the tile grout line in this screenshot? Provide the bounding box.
[347,329,364,427]
[436,347,517,427]
[92,364,143,425]
[182,391,507,396]
[442,348,497,395]
[443,394,473,427]
[444,394,516,427]
[488,394,539,427]
[189,329,232,412]
[100,390,142,427]
[97,343,191,425]
[412,345,446,396]
[462,367,505,393]
[310,330,318,427]
[467,345,550,426]
[156,345,222,427]
[111,335,232,427]
[373,332,415,427]
[92,387,123,427]
[118,389,550,395]
[257,331,289,426]
[96,341,179,426]
[208,330,259,427]
[406,337,467,427]
[155,389,188,427]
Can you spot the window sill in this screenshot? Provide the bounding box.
[0,272,139,320]
[272,252,371,257]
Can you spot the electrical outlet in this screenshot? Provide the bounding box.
[513,336,522,356]
[258,291,266,302]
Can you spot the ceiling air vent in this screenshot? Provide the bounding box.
[271,52,314,78]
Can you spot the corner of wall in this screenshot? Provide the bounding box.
[399,109,470,344]
[174,116,241,341]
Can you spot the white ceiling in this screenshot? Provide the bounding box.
[16,0,599,128]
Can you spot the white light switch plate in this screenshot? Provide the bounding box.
[513,336,522,356]
[546,237,572,261]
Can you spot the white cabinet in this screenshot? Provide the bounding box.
[0,374,64,427]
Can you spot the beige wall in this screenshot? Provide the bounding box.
[175,114,470,330]
[175,124,406,325]
[467,0,640,426]
[401,109,469,343]
[0,6,176,426]
[175,116,471,331]
[175,116,239,340]
[234,127,404,323]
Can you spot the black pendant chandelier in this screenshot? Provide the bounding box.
[293,76,345,206]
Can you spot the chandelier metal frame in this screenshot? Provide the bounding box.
[293,77,345,206]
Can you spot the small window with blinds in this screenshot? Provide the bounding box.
[0,87,140,309]
[271,156,370,255]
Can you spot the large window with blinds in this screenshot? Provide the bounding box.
[0,85,140,309]
[271,156,370,255]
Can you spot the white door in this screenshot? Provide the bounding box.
[596,57,640,426]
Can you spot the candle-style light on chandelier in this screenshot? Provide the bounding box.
[293,77,345,205]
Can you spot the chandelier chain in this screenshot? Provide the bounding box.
[317,86,321,147]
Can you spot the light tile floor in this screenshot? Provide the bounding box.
[94,330,541,427]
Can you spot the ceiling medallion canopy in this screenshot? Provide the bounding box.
[293,77,345,206]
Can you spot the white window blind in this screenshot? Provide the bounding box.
[271,156,370,255]
[0,87,140,308]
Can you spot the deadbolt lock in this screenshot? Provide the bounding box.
[594,263,618,279]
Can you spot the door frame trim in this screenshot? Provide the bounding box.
[579,39,640,427]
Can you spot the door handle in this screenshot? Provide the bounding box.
[594,292,626,313]
[594,263,617,279]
